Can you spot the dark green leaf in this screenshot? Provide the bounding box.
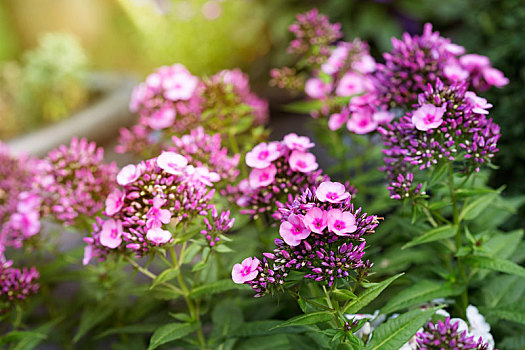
[150,268,179,290]
[189,279,247,298]
[270,311,333,329]
[402,225,457,249]
[481,308,525,326]
[343,273,404,314]
[148,322,200,350]
[96,324,160,339]
[465,256,525,278]
[459,193,499,221]
[73,303,115,343]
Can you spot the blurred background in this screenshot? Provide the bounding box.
[0,0,523,215]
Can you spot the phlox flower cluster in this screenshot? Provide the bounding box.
[83,151,220,263]
[232,181,379,297]
[415,306,496,350]
[0,142,42,249]
[117,65,268,155]
[37,137,118,226]
[380,79,500,199]
[232,133,336,220]
[374,23,508,108]
[168,127,240,183]
[0,260,39,304]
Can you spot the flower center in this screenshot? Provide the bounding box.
[297,160,307,168]
[327,192,338,200]
[424,114,435,124]
[258,150,269,160]
[334,220,345,230]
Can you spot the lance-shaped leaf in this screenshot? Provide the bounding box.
[343,273,404,314]
[402,225,456,250]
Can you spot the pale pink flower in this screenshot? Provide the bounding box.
[465,92,492,115]
[283,133,314,151]
[148,107,176,130]
[347,112,378,134]
[184,165,220,186]
[162,64,199,101]
[16,192,41,212]
[445,43,466,56]
[146,197,172,229]
[444,63,469,82]
[328,113,349,131]
[99,219,123,249]
[459,54,490,70]
[316,181,350,203]
[157,151,188,175]
[279,214,311,246]
[83,245,94,265]
[146,227,172,245]
[117,163,144,186]
[303,207,328,234]
[9,211,40,238]
[232,257,260,284]
[249,164,277,188]
[289,151,318,173]
[411,104,446,131]
[336,72,366,97]
[352,54,376,74]
[305,78,331,99]
[322,45,349,75]
[482,67,509,87]
[372,110,395,124]
[105,189,125,216]
[245,142,281,169]
[327,209,357,236]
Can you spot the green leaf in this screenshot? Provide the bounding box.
[148,322,200,350]
[343,273,404,314]
[481,308,525,326]
[212,300,244,339]
[189,279,246,298]
[151,284,183,300]
[456,187,499,198]
[332,289,357,301]
[234,320,310,338]
[73,303,115,343]
[464,256,525,278]
[150,268,179,290]
[402,225,457,249]
[283,100,325,114]
[270,311,333,329]
[382,280,464,314]
[485,230,524,260]
[459,193,499,221]
[96,324,160,339]
[365,306,441,350]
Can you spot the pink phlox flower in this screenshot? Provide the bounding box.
[105,188,125,216]
[16,192,41,212]
[336,72,367,97]
[148,107,176,130]
[443,63,469,82]
[352,54,376,74]
[465,91,492,115]
[185,165,220,186]
[279,214,311,246]
[445,43,466,56]
[347,110,378,134]
[146,197,172,229]
[327,209,357,236]
[283,133,315,151]
[83,245,94,266]
[146,227,172,245]
[316,181,350,203]
[305,78,332,99]
[303,207,328,234]
[372,110,395,124]
[117,163,145,186]
[9,211,40,238]
[459,54,491,70]
[322,44,349,75]
[99,219,123,249]
[162,64,199,101]
[246,142,282,169]
[289,150,318,173]
[482,67,509,87]
[411,104,446,131]
[328,112,349,131]
[232,257,260,284]
[249,164,277,188]
[157,151,188,175]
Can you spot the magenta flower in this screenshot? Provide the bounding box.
[482,67,509,87]
[411,104,446,131]
[105,189,125,216]
[146,227,172,245]
[249,164,277,188]
[289,150,319,173]
[279,214,311,246]
[157,151,188,175]
[336,72,367,97]
[185,165,220,187]
[303,207,328,234]
[147,107,176,130]
[459,54,491,70]
[0,261,39,302]
[9,211,40,238]
[346,111,378,134]
[99,219,123,249]
[232,257,260,284]
[465,92,493,115]
[305,78,331,99]
[245,142,282,169]
[444,63,470,82]
[283,133,315,151]
[372,110,395,124]
[117,163,144,186]
[316,181,350,203]
[328,112,349,131]
[322,44,349,74]
[352,54,376,74]
[327,209,357,236]
[146,197,172,229]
